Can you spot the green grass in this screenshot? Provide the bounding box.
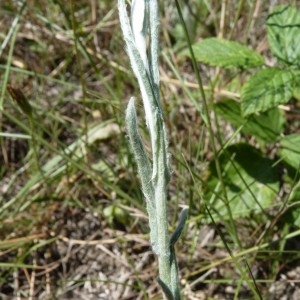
[1,0,300,299]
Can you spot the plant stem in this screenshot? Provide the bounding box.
[118,1,187,298]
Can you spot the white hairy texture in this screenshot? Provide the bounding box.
[118,1,186,298]
[131,0,149,72]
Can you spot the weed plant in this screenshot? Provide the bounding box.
[0,1,300,299]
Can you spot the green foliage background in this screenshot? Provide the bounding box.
[1,1,300,299]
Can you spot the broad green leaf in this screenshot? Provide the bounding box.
[205,144,279,221]
[241,68,294,116]
[279,134,300,170]
[181,38,264,68]
[216,99,285,142]
[267,5,300,66]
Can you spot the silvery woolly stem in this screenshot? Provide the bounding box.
[118,1,187,299]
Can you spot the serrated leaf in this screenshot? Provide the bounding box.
[241,68,294,116]
[181,38,264,68]
[279,134,300,170]
[205,144,279,221]
[267,5,300,66]
[216,99,285,142]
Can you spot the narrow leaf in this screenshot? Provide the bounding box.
[157,278,174,300]
[182,38,264,68]
[126,98,158,253]
[170,208,188,247]
[7,85,32,116]
[241,68,293,116]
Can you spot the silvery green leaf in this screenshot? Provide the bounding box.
[131,0,149,71]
